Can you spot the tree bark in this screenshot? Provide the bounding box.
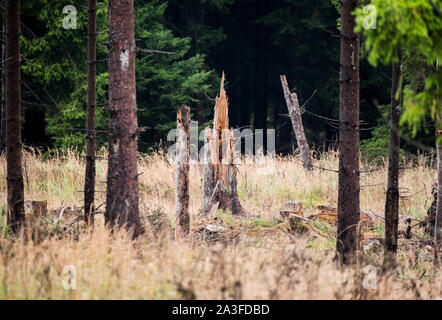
[254,0,268,150]
[426,183,437,237]
[5,0,25,233]
[384,52,403,265]
[280,75,313,171]
[201,73,244,217]
[435,130,442,265]
[337,0,361,264]
[0,8,6,153]
[84,0,97,224]
[175,105,190,239]
[105,0,141,238]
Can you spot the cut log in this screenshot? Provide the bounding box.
[280,75,313,171]
[315,205,410,225]
[201,73,245,216]
[175,105,190,239]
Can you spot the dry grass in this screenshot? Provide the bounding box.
[0,149,440,299]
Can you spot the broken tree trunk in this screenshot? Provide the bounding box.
[201,73,245,216]
[280,75,313,171]
[175,105,190,239]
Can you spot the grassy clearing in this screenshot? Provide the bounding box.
[0,149,440,299]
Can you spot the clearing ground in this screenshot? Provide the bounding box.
[0,149,440,299]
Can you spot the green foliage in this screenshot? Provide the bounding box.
[361,126,389,162]
[355,0,442,138]
[135,0,217,145]
[17,0,396,153]
[21,0,109,150]
[21,0,218,150]
[360,105,390,161]
[244,217,280,229]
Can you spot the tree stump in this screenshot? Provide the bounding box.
[201,72,245,217]
[175,105,190,239]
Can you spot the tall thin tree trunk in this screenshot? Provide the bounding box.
[175,106,190,239]
[280,75,313,171]
[105,0,141,237]
[0,7,6,152]
[337,0,360,264]
[254,0,268,150]
[435,129,442,265]
[84,0,97,224]
[5,0,25,233]
[384,52,403,265]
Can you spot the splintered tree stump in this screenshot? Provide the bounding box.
[175,105,190,239]
[201,72,245,217]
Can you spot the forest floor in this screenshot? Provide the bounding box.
[0,149,440,299]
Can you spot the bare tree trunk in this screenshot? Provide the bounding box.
[0,7,6,152]
[175,105,190,239]
[280,75,313,171]
[426,183,437,236]
[384,52,403,266]
[105,0,141,238]
[337,0,360,264]
[201,73,244,217]
[84,0,96,224]
[5,0,25,233]
[435,131,442,265]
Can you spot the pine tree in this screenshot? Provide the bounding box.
[5,0,25,233]
[337,0,361,264]
[105,0,141,237]
[384,51,403,265]
[355,0,442,264]
[84,0,97,224]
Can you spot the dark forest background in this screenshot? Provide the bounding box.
[1,0,435,159]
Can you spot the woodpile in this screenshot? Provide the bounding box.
[315,205,411,226]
